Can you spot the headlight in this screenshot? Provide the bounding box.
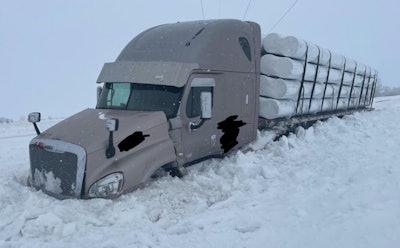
[89,172,124,198]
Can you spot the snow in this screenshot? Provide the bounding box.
[33,170,63,195]
[1,96,400,247]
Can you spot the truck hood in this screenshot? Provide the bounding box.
[36,108,169,154]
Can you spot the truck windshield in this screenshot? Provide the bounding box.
[96,83,184,118]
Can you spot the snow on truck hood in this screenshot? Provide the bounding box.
[34,108,168,153]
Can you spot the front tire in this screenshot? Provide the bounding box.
[162,163,188,178]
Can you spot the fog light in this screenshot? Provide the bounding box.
[89,173,124,198]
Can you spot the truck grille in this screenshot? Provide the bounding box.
[29,138,86,198]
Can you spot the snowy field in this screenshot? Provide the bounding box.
[1,96,400,248]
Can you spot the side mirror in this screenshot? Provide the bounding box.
[97,86,103,103]
[200,92,212,119]
[28,112,41,123]
[28,112,41,135]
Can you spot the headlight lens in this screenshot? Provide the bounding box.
[89,172,124,198]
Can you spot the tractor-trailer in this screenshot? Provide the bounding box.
[27,19,378,199]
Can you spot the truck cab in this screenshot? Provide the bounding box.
[28,19,261,199]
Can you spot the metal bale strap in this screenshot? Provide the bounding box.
[308,46,321,113]
[336,59,347,110]
[358,68,370,106]
[295,43,309,115]
[369,73,378,107]
[363,71,375,106]
[321,50,332,112]
[347,62,358,108]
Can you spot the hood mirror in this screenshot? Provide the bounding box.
[106,118,119,159]
[28,112,41,135]
[106,118,119,132]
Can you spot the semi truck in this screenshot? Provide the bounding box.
[27,19,378,199]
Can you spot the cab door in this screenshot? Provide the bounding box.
[180,75,218,163]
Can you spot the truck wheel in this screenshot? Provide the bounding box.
[150,167,168,179]
[163,163,188,178]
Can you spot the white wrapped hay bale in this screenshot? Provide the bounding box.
[355,64,374,76]
[260,75,328,100]
[260,76,300,99]
[259,76,362,102]
[260,54,303,80]
[329,53,346,70]
[262,33,346,69]
[344,58,357,72]
[261,54,344,83]
[325,70,370,86]
[347,73,365,86]
[259,32,378,120]
[297,98,349,114]
[262,33,330,65]
[354,86,372,105]
[328,72,366,86]
[327,84,371,101]
[261,54,369,86]
[259,98,296,119]
[259,96,352,119]
[325,85,351,99]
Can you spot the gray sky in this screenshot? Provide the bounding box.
[1,0,399,120]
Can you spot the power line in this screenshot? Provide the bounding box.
[201,0,205,20]
[268,0,299,33]
[242,0,253,20]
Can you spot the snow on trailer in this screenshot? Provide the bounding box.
[259,33,378,122]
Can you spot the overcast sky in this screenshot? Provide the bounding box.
[1,0,399,120]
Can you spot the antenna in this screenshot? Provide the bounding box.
[242,0,253,20]
[268,0,299,33]
[201,0,205,20]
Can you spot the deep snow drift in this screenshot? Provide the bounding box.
[1,96,400,248]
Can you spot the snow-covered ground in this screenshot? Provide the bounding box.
[1,96,400,248]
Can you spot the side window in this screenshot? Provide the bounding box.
[106,83,130,108]
[186,86,212,118]
[239,37,251,61]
